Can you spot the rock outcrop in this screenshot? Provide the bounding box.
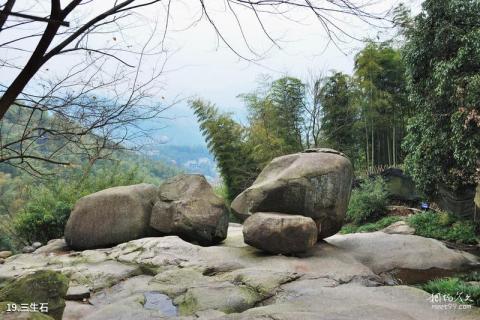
[65,183,158,250]
[327,232,479,274]
[243,213,317,254]
[0,225,479,320]
[380,168,421,203]
[150,174,229,245]
[64,175,229,250]
[381,220,415,235]
[231,148,353,238]
[1,225,480,319]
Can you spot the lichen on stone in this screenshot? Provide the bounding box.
[0,270,68,320]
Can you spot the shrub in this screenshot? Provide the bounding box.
[408,211,478,244]
[14,198,71,244]
[421,278,480,307]
[341,216,402,234]
[0,234,13,251]
[461,271,480,282]
[13,164,143,244]
[346,177,389,224]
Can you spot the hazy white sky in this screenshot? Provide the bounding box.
[153,0,421,144]
[0,0,422,145]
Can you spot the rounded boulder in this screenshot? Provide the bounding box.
[242,212,318,254]
[65,183,158,250]
[150,174,229,245]
[232,148,353,238]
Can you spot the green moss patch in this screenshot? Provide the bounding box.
[0,270,68,320]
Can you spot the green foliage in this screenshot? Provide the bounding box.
[353,42,410,169]
[421,277,480,307]
[0,234,13,251]
[14,199,71,246]
[242,93,291,167]
[461,271,480,282]
[267,77,305,151]
[318,72,357,159]
[213,182,229,202]
[13,164,145,243]
[402,0,480,194]
[192,77,308,200]
[0,270,69,319]
[340,216,402,234]
[346,177,389,224]
[407,211,478,244]
[1,103,181,245]
[241,76,306,165]
[191,99,259,200]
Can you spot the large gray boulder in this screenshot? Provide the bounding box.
[243,212,318,254]
[231,148,353,238]
[150,174,229,245]
[65,183,158,250]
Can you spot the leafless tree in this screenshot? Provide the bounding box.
[0,11,173,175]
[0,0,390,174]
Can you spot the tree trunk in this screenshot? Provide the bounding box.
[393,123,396,167]
[387,132,391,166]
[0,0,16,31]
[365,115,369,169]
[371,122,374,167]
[0,5,63,120]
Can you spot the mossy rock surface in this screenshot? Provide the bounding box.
[175,284,263,315]
[0,271,68,320]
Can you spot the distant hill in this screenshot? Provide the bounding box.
[0,105,182,182]
[145,145,219,182]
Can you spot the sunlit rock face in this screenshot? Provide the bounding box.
[231,148,354,238]
[65,183,158,250]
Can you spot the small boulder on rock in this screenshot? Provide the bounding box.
[243,212,318,254]
[65,183,158,250]
[150,174,229,245]
[0,251,12,259]
[35,239,69,255]
[232,148,353,239]
[66,285,91,301]
[32,242,42,249]
[22,245,35,253]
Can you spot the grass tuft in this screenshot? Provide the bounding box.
[421,277,480,307]
[407,211,478,244]
[340,216,402,234]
